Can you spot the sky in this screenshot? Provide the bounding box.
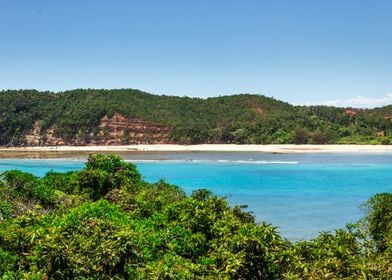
[0,0,391,107]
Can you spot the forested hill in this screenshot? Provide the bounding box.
[1,88,392,146]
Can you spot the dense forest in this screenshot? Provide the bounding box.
[0,154,391,279]
[1,89,392,146]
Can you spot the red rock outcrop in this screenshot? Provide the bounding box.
[345,109,358,116]
[24,113,171,146]
[384,115,392,122]
[25,121,41,146]
[92,112,171,145]
[25,122,67,146]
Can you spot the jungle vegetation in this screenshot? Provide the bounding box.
[0,154,391,279]
[1,89,392,145]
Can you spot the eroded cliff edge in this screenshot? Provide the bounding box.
[25,112,171,146]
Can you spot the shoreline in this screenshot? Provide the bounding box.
[1,144,392,154]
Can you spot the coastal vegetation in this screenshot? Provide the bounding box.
[1,89,392,146]
[0,154,391,279]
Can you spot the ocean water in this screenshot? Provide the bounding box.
[1,152,392,241]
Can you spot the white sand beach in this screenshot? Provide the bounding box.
[1,144,392,154]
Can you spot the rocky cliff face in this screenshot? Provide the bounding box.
[92,112,171,145]
[25,113,171,146]
[25,121,66,146]
[24,121,41,146]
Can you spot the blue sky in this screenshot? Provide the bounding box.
[1,0,391,107]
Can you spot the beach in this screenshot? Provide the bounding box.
[1,144,392,154]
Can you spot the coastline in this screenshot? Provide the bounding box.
[1,144,392,154]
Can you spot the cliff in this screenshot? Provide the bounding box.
[25,113,171,146]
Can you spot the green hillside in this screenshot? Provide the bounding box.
[1,89,392,146]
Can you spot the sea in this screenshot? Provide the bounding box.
[1,151,392,241]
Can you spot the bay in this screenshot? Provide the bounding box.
[1,152,391,240]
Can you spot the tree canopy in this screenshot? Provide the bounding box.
[1,89,392,146]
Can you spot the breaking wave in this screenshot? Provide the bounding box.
[126,159,299,165]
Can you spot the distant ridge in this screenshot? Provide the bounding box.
[1,89,392,146]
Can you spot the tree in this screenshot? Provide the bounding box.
[293,127,309,144]
[363,193,392,252]
[77,154,141,200]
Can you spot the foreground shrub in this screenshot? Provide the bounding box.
[363,193,392,252]
[0,154,391,279]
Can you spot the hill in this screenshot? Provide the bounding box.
[1,89,392,146]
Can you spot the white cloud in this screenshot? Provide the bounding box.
[321,93,392,108]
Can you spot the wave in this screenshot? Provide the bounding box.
[126,159,299,165]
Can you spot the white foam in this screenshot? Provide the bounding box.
[126,159,299,165]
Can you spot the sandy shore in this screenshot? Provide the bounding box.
[1,144,392,154]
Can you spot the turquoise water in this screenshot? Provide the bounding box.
[1,152,392,240]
